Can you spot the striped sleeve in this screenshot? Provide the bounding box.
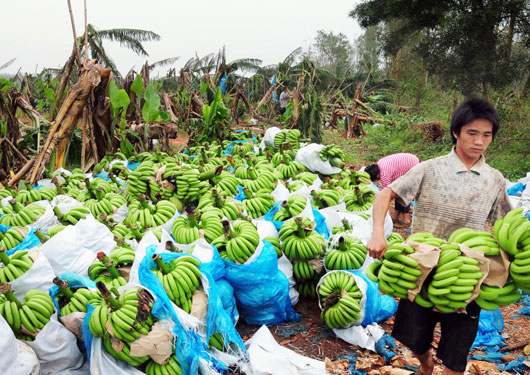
[378,154,420,188]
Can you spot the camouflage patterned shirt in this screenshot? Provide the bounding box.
[389,148,512,239]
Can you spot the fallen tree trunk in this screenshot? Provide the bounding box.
[128,122,180,139]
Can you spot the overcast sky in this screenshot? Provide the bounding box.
[2,0,362,77]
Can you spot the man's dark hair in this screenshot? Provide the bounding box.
[450,97,499,144]
[365,164,380,181]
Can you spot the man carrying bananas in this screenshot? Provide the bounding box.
[366,97,512,375]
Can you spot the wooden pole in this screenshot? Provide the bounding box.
[83,0,88,65]
[66,0,81,65]
[81,107,87,170]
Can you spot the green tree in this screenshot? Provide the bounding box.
[307,30,354,77]
[351,0,530,97]
[355,26,381,73]
[79,24,161,80]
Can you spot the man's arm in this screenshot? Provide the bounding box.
[366,187,398,259]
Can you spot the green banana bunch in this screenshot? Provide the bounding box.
[0,248,34,283]
[89,282,155,345]
[231,142,254,156]
[475,281,521,310]
[111,223,131,243]
[343,185,375,212]
[295,280,318,298]
[53,277,98,316]
[407,232,446,247]
[273,194,306,221]
[241,189,275,219]
[208,332,226,351]
[146,355,184,375]
[84,195,116,220]
[212,219,260,264]
[151,254,202,314]
[293,260,319,282]
[197,190,242,220]
[171,208,223,244]
[47,224,66,237]
[296,171,318,186]
[274,129,300,149]
[331,219,353,235]
[0,283,55,341]
[239,169,277,193]
[126,160,156,198]
[0,188,14,199]
[510,240,530,291]
[419,243,483,312]
[311,189,340,209]
[277,158,306,180]
[212,171,240,196]
[387,232,404,246]
[318,271,362,329]
[318,144,345,168]
[0,227,26,250]
[127,197,177,230]
[325,236,367,270]
[494,207,530,256]
[56,205,91,225]
[270,148,295,167]
[15,186,44,204]
[263,236,282,258]
[0,201,45,226]
[337,170,372,190]
[285,180,305,193]
[368,242,422,299]
[163,167,213,203]
[448,227,500,255]
[88,249,134,289]
[279,217,325,260]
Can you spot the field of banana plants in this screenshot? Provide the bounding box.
[1,127,529,375]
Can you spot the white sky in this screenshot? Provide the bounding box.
[2,0,362,77]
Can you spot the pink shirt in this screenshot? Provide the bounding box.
[377,153,420,189]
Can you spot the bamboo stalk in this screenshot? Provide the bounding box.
[81,106,87,169]
[8,157,35,187]
[66,0,81,65]
[83,0,88,66]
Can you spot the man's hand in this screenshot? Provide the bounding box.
[367,233,387,259]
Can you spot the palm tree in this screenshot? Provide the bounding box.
[78,24,161,80]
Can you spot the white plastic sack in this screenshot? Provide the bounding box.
[0,314,40,375]
[75,215,116,254]
[37,178,57,188]
[128,231,161,285]
[28,201,60,236]
[1,195,14,207]
[52,168,72,177]
[154,211,180,235]
[295,144,342,175]
[333,322,385,352]
[25,315,86,375]
[244,325,326,375]
[11,250,56,300]
[260,127,282,149]
[109,203,128,224]
[89,337,145,375]
[255,220,279,240]
[51,195,82,214]
[271,181,290,203]
[38,225,96,277]
[278,255,299,306]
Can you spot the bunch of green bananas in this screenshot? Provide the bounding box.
[0,248,33,282]
[292,260,318,282]
[212,171,240,196]
[271,148,296,167]
[213,220,260,264]
[151,254,201,313]
[273,129,300,149]
[263,236,282,258]
[0,283,55,340]
[127,198,177,230]
[0,201,45,226]
[273,194,306,221]
[387,232,404,246]
[448,228,500,255]
[53,277,98,316]
[366,242,422,299]
[318,271,362,329]
[89,283,154,339]
[145,354,183,375]
[0,189,14,199]
[126,161,155,197]
[331,219,353,235]
[343,185,375,212]
[0,227,25,250]
[197,190,242,220]
[296,171,318,186]
[208,332,226,351]
[15,187,44,204]
[407,232,446,247]
[311,189,340,209]
[295,280,318,298]
[337,170,372,190]
[231,142,254,157]
[111,223,131,243]
[277,158,306,180]
[166,168,212,203]
[279,217,325,260]
[171,209,223,244]
[88,249,134,289]
[84,196,116,219]
[55,206,91,225]
[325,236,367,270]
[318,144,345,168]
[285,180,305,193]
[241,189,275,219]
[239,170,276,193]
[476,281,521,310]
[47,224,66,237]
[494,207,530,256]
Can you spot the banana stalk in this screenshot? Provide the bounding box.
[96,281,121,310]
[0,248,11,265]
[53,277,75,300]
[0,283,23,308]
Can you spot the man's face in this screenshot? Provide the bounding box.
[453,118,493,162]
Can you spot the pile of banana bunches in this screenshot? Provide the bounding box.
[367,207,530,313]
[0,129,385,364]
